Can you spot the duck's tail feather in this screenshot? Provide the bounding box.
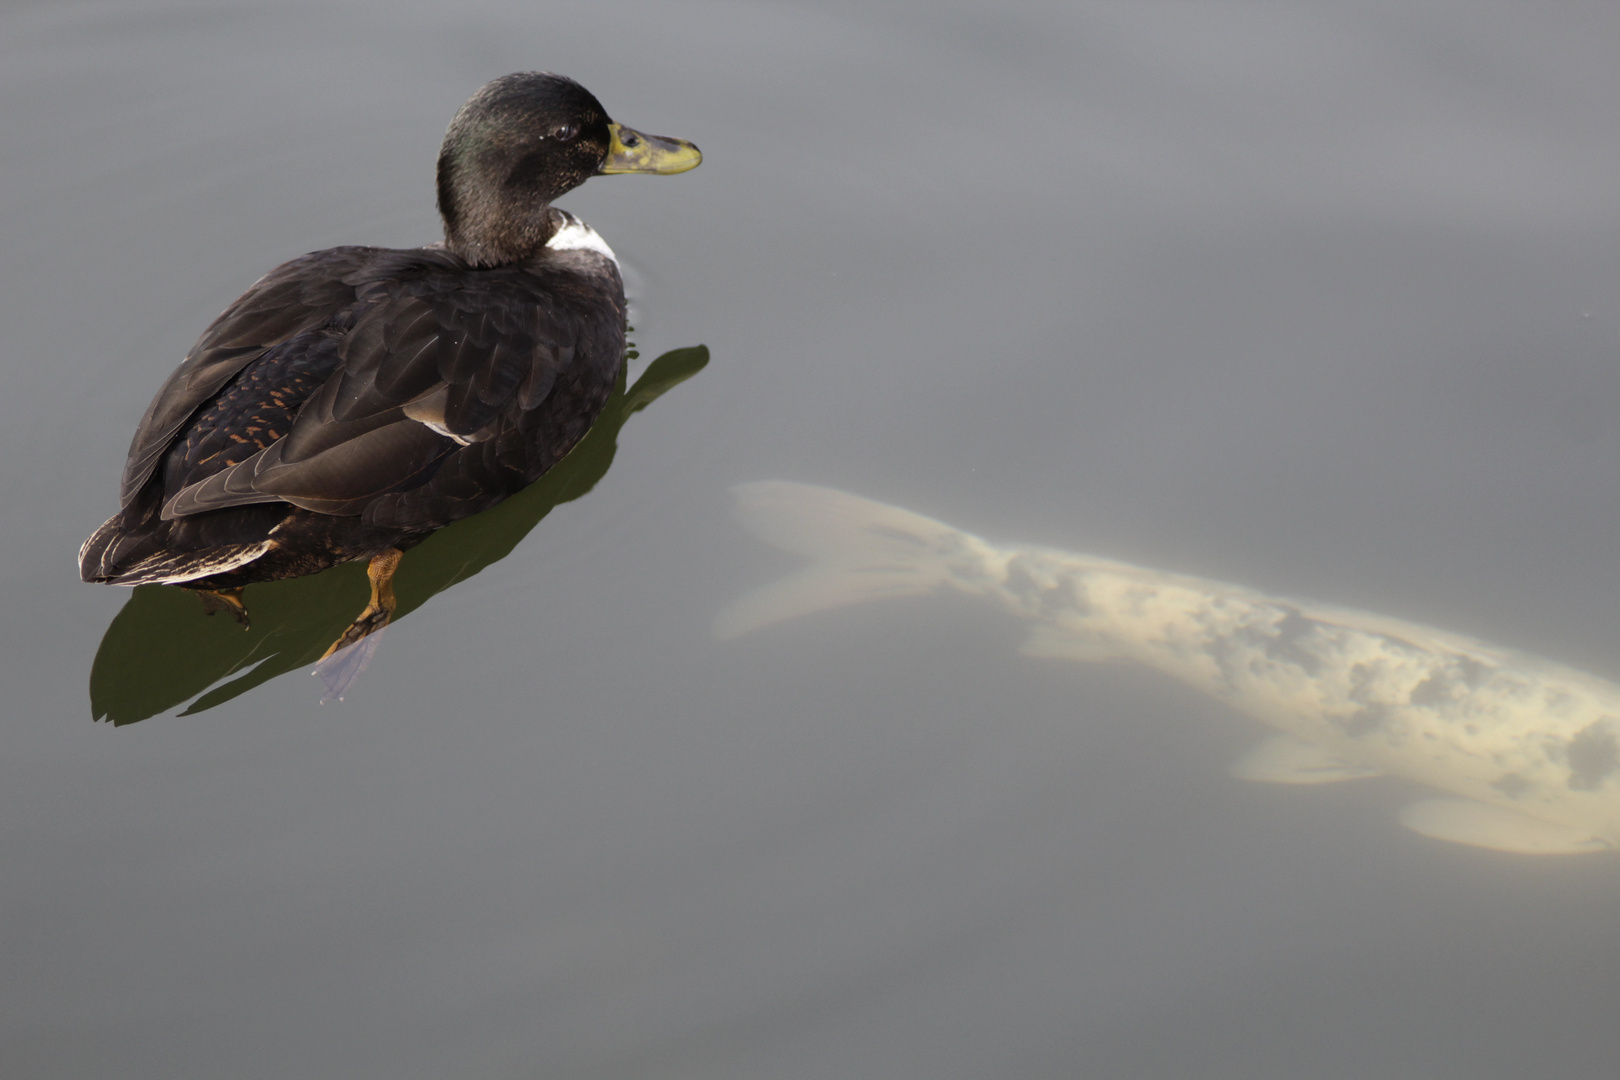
[79,511,273,586]
[78,514,125,580]
[714,482,987,639]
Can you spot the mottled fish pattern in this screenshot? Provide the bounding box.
[717,482,1620,855]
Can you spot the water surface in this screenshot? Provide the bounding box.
[6,2,1620,1077]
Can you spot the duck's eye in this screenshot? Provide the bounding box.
[551,124,578,142]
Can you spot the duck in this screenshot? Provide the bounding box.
[79,72,701,658]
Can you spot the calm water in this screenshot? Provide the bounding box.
[7,2,1620,1076]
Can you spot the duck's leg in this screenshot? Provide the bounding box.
[321,548,405,660]
[197,587,251,629]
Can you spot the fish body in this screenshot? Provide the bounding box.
[717,482,1620,855]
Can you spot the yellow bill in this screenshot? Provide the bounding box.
[598,122,702,175]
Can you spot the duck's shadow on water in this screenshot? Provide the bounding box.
[88,345,709,725]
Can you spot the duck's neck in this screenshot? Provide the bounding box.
[437,148,563,266]
[442,207,562,268]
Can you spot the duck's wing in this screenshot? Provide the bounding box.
[358,260,627,530]
[159,257,622,524]
[119,247,378,508]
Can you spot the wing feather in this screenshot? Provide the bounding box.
[140,247,623,534]
[119,247,378,506]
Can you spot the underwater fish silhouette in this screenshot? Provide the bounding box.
[717,482,1620,855]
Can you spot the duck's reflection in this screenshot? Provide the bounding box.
[719,482,1620,856]
[90,345,708,724]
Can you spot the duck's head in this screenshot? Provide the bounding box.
[436,72,701,267]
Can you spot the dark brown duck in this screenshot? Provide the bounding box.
[80,72,701,656]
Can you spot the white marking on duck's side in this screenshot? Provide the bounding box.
[415,419,474,446]
[545,211,618,266]
[715,482,1620,856]
[402,384,476,445]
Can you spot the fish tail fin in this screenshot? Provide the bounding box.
[714,482,985,639]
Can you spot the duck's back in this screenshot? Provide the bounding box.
[81,234,625,588]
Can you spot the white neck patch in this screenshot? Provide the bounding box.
[546,211,618,267]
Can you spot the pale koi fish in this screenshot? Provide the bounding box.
[717,482,1620,855]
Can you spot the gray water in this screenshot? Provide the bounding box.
[6,2,1620,1076]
